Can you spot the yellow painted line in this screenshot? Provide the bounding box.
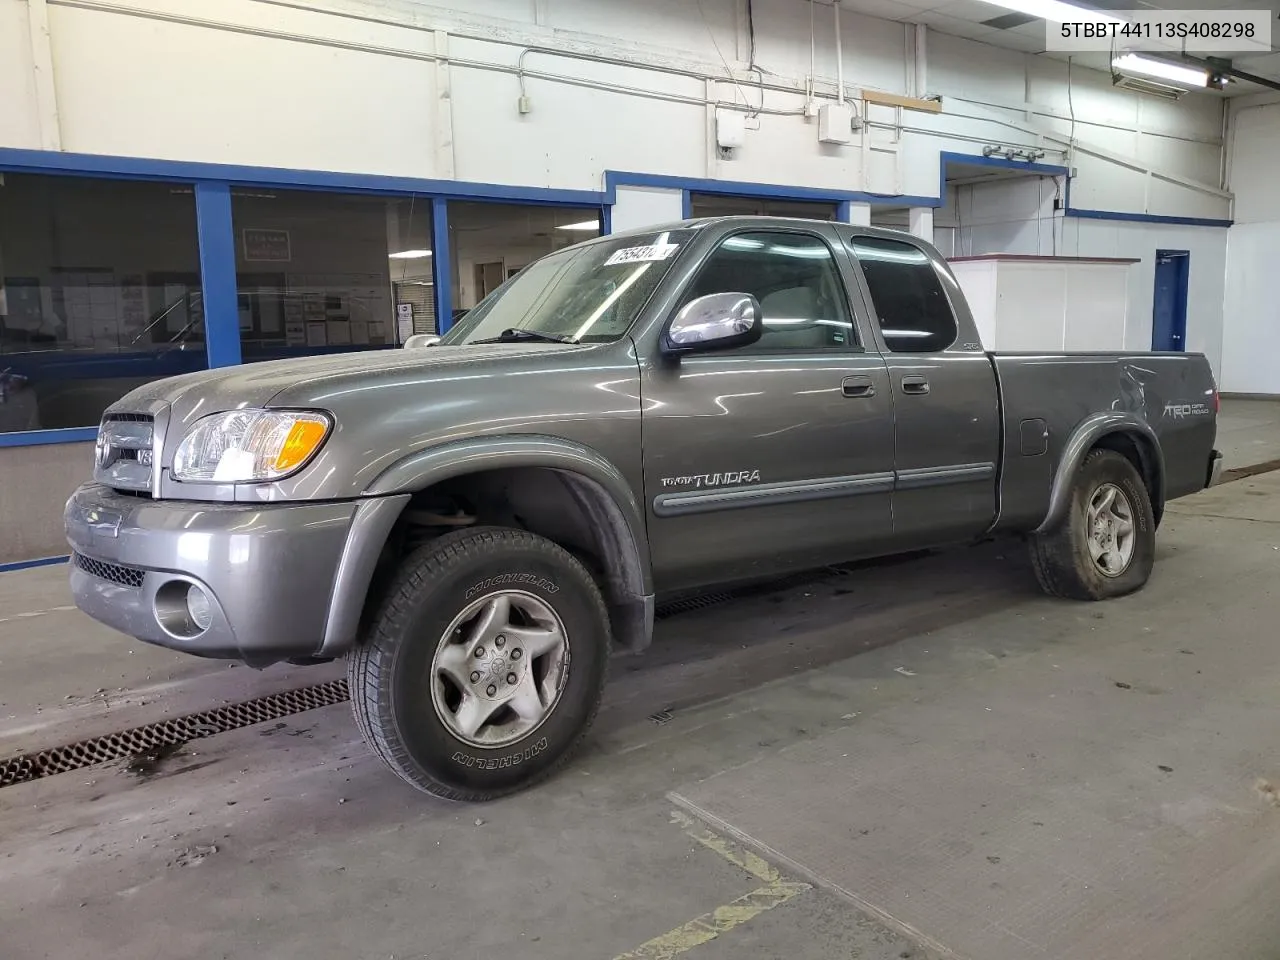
[668,808,779,883]
[608,810,812,960]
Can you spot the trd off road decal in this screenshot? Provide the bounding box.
[1162,401,1212,419]
[660,469,762,489]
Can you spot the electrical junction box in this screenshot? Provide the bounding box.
[817,102,854,144]
[715,109,746,150]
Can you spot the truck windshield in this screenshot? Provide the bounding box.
[438,229,693,346]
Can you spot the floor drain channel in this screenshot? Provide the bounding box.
[0,679,350,789]
[1218,457,1280,485]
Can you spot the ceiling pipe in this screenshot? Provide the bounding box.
[834,0,844,104]
[914,23,927,99]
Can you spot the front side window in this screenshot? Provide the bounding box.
[678,231,856,352]
[439,229,693,346]
[848,235,958,353]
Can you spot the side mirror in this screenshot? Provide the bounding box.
[662,292,763,356]
[403,334,441,349]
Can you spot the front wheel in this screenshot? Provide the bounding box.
[1029,449,1156,601]
[348,526,611,801]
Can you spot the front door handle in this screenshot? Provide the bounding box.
[842,376,876,398]
[900,375,930,396]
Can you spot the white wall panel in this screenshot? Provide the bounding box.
[47,5,439,176]
[1229,103,1280,225]
[1064,219,1226,377]
[0,0,40,149]
[0,0,1233,224]
[551,0,736,64]
[948,176,1060,257]
[994,264,1067,351]
[752,0,908,95]
[927,32,1026,105]
[610,186,684,233]
[1221,221,1280,393]
[717,108,868,193]
[1063,265,1128,352]
[450,38,706,190]
[1219,100,1280,393]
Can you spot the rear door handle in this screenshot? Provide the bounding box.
[900,375,930,396]
[842,376,876,398]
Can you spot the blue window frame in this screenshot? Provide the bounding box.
[0,148,608,447]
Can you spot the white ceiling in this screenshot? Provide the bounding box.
[830,0,1280,94]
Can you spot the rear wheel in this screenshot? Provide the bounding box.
[348,526,610,801]
[1029,449,1155,601]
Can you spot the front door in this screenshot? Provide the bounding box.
[842,232,1001,549]
[1152,250,1189,352]
[639,227,896,593]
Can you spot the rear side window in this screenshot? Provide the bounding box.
[848,236,957,353]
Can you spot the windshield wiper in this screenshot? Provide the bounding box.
[470,328,577,345]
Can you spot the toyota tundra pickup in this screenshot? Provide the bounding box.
[65,217,1222,801]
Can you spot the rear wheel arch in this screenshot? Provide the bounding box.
[1037,416,1165,533]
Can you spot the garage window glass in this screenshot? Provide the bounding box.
[681,231,856,352]
[230,189,438,360]
[849,236,957,353]
[0,173,206,433]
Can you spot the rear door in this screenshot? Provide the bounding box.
[840,231,1001,549]
[639,225,896,592]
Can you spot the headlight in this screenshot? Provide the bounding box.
[172,409,332,483]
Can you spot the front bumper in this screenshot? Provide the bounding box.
[1207,448,1223,487]
[65,484,403,665]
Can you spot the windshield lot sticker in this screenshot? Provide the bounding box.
[605,243,680,265]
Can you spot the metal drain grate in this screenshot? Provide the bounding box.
[0,679,350,789]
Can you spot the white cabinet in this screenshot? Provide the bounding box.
[946,254,1137,352]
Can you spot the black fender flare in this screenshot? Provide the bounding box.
[315,435,654,656]
[1034,413,1165,534]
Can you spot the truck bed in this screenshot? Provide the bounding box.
[988,350,1218,533]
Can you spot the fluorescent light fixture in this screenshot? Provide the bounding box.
[980,0,1128,26]
[555,220,601,231]
[1111,53,1209,88]
[388,249,432,259]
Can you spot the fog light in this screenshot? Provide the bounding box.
[186,585,213,632]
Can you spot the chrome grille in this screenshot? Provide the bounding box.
[73,552,146,589]
[94,413,155,493]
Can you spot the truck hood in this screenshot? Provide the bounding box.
[109,342,582,427]
[106,338,642,504]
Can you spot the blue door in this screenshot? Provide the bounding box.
[1152,250,1189,351]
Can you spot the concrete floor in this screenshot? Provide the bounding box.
[3,467,1280,958]
[1218,398,1280,471]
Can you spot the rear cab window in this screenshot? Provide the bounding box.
[845,235,958,353]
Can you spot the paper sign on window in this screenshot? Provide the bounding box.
[604,243,680,265]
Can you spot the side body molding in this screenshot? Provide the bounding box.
[364,435,654,650]
[1036,413,1165,534]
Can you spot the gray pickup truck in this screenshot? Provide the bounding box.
[65,217,1221,801]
